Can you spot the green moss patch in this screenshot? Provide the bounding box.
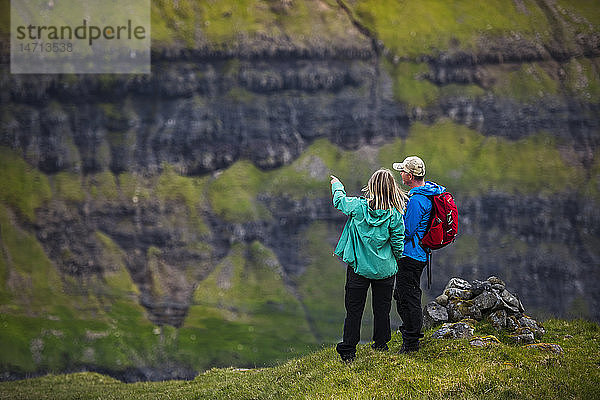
[187,241,318,369]
[348,0,551,57]
[378,120,586,195]
[86,172,120,201]
[156,165,210,236]
[562,57,600,103]
[489,63,560,102]
[151,0,364,50]
[267,138,379,199]
[556,0,600,31]
[50,172,86,203]
[0,205,65,310]
[295,221,346,341]
[208,161,271,223]
[0,147,51,222]
[95,231,140,297]
[385,60,440,107]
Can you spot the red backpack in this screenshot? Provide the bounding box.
[421,191,459,250]
[416,191,459,288]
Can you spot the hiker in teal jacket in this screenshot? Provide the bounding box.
[331,169,407,362]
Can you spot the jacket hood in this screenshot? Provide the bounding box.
[409,181,446,196]
[362,201,394,227]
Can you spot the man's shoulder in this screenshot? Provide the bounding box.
[408,191,431,203]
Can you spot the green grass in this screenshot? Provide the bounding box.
[349,1,599,107]
[562,57,600,103]
[50,172,86,203]
[1,319,598,399]
[196,0,275,45]
[186,241,318,370]
[0,147,51,222]
[489,63,560,102]
[151,0,360,49]
[0,200,163,374]
[385,60,440,107]
[207,160,272,223]
[584,148,600,199]
[152,0,201,47]
[208,121,594,219]
[10,0,591,55]
[556,0,600,27]
[155,164,211,236]
[348,0,553,57]
[86,171,120,201]
[266,138,380,199]
[378,120,587,196]
[206,138,381,223]
[295,221,346,341]
[94,231,140,296]
[10,0,149,56]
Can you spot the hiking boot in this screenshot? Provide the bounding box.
[371,343,389,352]
[340,353,355,363]
[398,344,419,354]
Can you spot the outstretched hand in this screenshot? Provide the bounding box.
[330,175,341,185]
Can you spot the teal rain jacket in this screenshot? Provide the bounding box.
[332,181,405,280]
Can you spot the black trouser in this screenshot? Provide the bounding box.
[336,266,395,358]
[394,257,427,348]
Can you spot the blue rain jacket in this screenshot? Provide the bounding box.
[403,181,446,262]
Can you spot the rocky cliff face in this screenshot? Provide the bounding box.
[3,51,599,324]
[4,53,599,175]
[1,0,599,379]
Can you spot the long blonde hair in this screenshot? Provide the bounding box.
[362,168,408,212]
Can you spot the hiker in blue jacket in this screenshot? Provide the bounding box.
[392,156,445,353]
[331,168,407,362]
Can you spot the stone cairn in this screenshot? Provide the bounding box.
[423,276,552,349]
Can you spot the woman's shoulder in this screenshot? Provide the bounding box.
[390,208,405,223]
[345,196,368,213]
[353,197,369,213]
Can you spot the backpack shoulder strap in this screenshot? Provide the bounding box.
[407,193,433,250]
[410,192,435,289]
[409,192,432,199]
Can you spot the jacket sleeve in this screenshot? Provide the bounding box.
[404,194,429,241]
[331,180,361,216]
[389,211,405,260]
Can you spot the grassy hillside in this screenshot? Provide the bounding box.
[0,319,598,399]
[0,146,324,376]
[149,0,599,55]
[185,241,318,368]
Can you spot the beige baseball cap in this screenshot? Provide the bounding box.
[392,156,426,177]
